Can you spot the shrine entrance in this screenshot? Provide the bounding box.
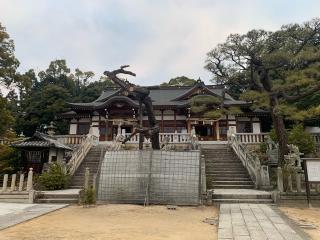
[194,124,216,141]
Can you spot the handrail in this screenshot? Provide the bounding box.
[229,133,270,189]
[94,145,107,194]
[66,134,98,176]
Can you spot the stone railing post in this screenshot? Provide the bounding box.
[84,167,90,189]
[26,168,33,191]
[277,167,284,192]
[18,173,25,191]
[287,174,293,192]
[260,165,270,187]
[295,171,301,193]
[92,173,97,190]
[2,174,8,192]
[10,174,16,191]
[254,157,261,189]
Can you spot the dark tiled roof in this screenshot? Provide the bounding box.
[67,82,247,110]
[11,132,72,150]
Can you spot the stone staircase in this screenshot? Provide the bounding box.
[69,145,107,189]
[35,190,80,204]
[202,144,272,203]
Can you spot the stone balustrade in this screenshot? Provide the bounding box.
[311,133,320,144]
[1,168,33,192]
[0,168,35,203]
[123,132,192,143]
[235,133,268,144]
[229,133,271,189]
[66,134,98,176]
[276,160,320,194]
[55,135,86,145]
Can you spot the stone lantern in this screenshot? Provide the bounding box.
[47,121,57,136]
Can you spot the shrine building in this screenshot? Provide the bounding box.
[59,80,271,142]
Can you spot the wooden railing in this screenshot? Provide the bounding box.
[66,134,98,176]
[55,135,86,145]
[123,133,192,143]
[229,134,270,189]
[235,133,268,144]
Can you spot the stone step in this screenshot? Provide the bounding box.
[76,167,99,171]
[72,172,99,177]
[39,193,79,199]
[212,181,254,185]
[207,174,250,179]
[213,193,271,199]
[68,186,82,189]
[209,168,247,172]
[213,185,254,189]
[204,156,235,158]
[210,169,248,173]
[206,161,241,164]
[213,198,273,204]
[210,177,251,181]
[36,198,78,204]
[209,164,244,168]
[206,158,241,163]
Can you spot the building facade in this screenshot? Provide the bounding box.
[60,81,270,142]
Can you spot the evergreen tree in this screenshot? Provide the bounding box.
[205,18,320,165]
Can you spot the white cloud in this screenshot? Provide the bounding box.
[0,0,319,86]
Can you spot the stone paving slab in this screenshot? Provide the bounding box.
[0,202,68,230]
[218,204,306,240]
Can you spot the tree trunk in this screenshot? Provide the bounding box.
[259,68,288,165]
[270,97,288,166]
[142,96,160,149]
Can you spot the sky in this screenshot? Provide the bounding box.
[0,0,320,88]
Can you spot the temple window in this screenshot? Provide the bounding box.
[236,121,253,133]
[77,123,90,135]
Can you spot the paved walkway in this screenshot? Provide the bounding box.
[0,203,68,230]
[218,204,306,240]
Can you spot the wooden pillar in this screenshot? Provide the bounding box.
[139,101,144,150]
[187,120,191,133]
[216,121,220,141]
[161,109,164,133]
[174,110,177,132]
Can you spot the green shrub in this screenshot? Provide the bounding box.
[0,145,21,174]
[80,187,96,206]
[259,142,268,153]
[288,124,315,154]
[269,124,315,154]
[36,162,70,190]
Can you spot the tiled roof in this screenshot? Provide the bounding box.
[67,82,248,110]
[11,132,72,150]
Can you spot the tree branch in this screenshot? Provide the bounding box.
[280,84,320,102]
